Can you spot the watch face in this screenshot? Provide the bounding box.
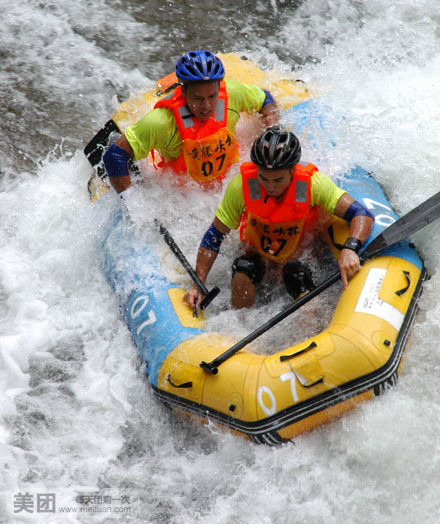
[344,237,362,253]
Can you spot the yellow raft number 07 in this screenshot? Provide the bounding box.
[257,372,299,416]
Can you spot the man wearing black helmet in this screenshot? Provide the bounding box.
[184,126,374,310]
[103,50,279,194]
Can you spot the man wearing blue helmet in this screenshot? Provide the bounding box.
[103,50,279,193]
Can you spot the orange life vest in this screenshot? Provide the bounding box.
[153,82,239,184]
[239,162,319,262]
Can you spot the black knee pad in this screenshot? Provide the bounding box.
[283,261,315,300]
[232,254,265,285]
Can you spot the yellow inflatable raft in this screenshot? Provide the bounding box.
[97,156,425,444]
[89,55,426,444]
[152,214,424,443]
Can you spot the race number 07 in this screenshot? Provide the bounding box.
[257,371,299,416]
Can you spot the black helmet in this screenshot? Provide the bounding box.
[251,126,301,169]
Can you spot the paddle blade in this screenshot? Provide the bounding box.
[363,190,440,260]
[84,119,120,167]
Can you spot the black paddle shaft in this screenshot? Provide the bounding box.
[155,220,220,310]
[200,190,440,374]
[199,272,341,374]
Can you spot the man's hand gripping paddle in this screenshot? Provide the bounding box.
[154,220,220,315]
[84,125,220,313]
[200,190,440,374]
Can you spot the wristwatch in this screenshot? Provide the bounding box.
[343,236,362,254]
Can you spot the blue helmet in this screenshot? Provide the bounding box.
[175,50,225,82]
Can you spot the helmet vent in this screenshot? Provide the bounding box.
[251,126,301,170]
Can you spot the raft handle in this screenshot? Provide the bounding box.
[395,271,411,296]
[302,377,324,388]
[200,361,218,375]
[156,82,181,97]
[280,341,317,362]
[326,225,345,251]
[167,374,193,389]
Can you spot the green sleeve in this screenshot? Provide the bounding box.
[310,171,346,213]
[215,173,245,230]
[124,108,182,162]
[225,80,266,134]
[226,79,266,114]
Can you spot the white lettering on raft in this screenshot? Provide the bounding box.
[355,267,404,331]
[130,293,157,335]
[257,386,277,416]
[362,197,395,227]
[280,371,299,402]
[257,372,300,416]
